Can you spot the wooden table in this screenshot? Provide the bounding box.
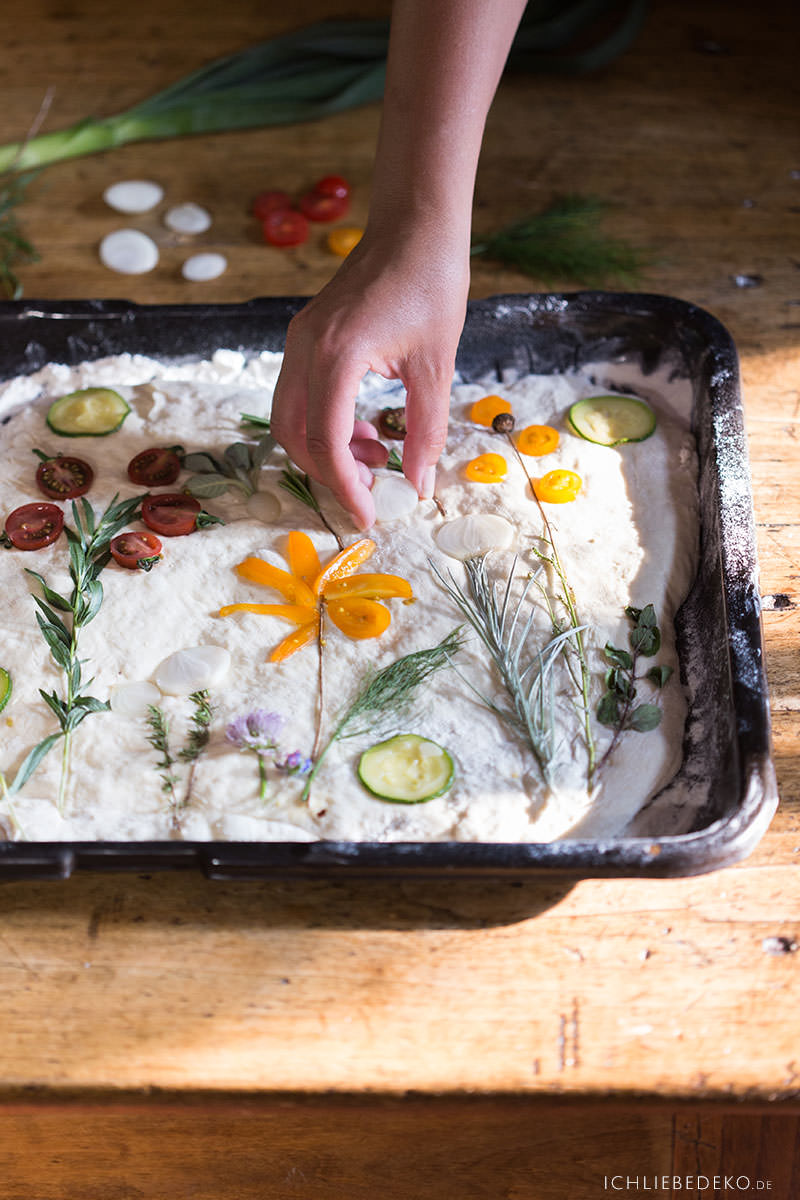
[1,1,799,1195]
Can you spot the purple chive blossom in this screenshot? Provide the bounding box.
[225,709,284,752]
[226,709,284,802]
[278,750,313,777]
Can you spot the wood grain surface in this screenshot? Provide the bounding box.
[1,0,799,1193]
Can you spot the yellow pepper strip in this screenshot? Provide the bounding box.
[327,598,391,640]
[286,530,322,586]
[269,619,319,663]
[533,469,582,504]
[517,424,560,457]
[313,537,375,595]
[323,573,413,602]
[469,394,512,427]
[218,602,317,624]
[464,452,508,483]
[235,556,315,607]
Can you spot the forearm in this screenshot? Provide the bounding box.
[369,0,529,240]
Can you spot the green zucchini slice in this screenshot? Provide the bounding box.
[46,388,131,437]
[0,668,11,715]
[568,395,656,446]
[357,733,454,803]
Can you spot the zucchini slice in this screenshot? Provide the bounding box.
[46,387,131,437]
[0,668,11,715]
[568,395,656,446]
[358,733,454,803]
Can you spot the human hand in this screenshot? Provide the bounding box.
[270,223,470,529]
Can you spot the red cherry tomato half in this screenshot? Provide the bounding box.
[141,493,202,537]
[4,502,65,550]
[299,191,349,223]
[110,531,163,570]
[35,455,94,500]
[313,175,351,200]
[262,209,309,247]
[127,447,182,487]
[252,189,292,221]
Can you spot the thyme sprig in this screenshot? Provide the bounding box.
[301,627,464,805]
[279,461,344,550]
[595,604,672,769]
[147,689,215,829]
[5,494,144,809]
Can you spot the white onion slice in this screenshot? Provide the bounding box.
[154,645,231,696]
[166,203,212,234]
[103,180,164,213]
[371,473,419,522]
[181,252,227,282]
[246,490,280,524]
[109,681,162,720]
[99,229,159,274]
[434,513,515,561]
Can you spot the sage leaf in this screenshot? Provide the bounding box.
[185,476,236,500]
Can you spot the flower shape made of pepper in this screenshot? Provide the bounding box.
[219,531,413,661]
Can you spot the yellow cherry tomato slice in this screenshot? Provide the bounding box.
[218,602,316,624]
[469,394,512,427]
[327,226,364,257]
[327,598,391,640]
[517,424,560,457]
[533,469,582,504]
[464,453,508,483]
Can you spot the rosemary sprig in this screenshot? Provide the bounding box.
[301,627,464,804]
[183,433,275,500]
[471,194,649,288]
[279,461,344,550]
[493,413,595,777]
[432,555,587,785]
[595,604,672,769]
[5,494,144,808]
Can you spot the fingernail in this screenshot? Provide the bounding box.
[420,466,436,499]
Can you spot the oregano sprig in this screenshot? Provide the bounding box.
[5,493,145,809]
[596,603,673,768]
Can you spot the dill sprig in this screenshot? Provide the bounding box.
[301,627,464,804]
[279,461,344,550]
[431,555,587,785]
[5,494,144,809]
[471,194,649,288]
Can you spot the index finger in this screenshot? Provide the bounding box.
[304,359,376,531]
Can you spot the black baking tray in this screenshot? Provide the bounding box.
[0,293,778,880]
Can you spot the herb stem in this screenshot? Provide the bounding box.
[502,429,596,780]
[312,602,326,761]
